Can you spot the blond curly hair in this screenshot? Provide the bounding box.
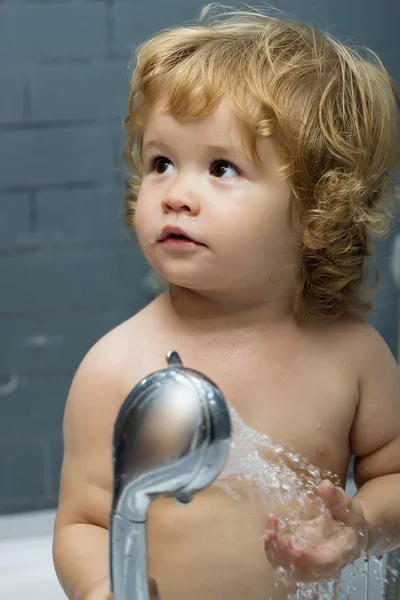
[123,3,400,320]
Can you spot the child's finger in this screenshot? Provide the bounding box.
[264,536,290,569]
[265,536,315,582]
[149,578,161,600]
[264,513,281,544]
[264,530,277,544]
[265,513,279,532]
[318,480,354,524]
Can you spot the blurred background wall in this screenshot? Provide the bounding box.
[0,0,398,515]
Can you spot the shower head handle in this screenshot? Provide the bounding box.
[109,351,231,599]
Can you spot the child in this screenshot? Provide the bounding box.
[52,3,400,599]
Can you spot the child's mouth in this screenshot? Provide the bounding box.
[159,227,206,249]
[161,233,205,249]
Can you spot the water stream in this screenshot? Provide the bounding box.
[213,404,399,599]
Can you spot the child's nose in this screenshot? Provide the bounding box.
[161,188,200,215]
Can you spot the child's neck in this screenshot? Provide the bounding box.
[162,285,296,335]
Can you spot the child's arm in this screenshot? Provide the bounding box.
[52,336,158,600]
[350,324,400,556]
[264,322,400,581]
[52,340,119,599]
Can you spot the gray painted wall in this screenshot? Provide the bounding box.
[0,0,398,515]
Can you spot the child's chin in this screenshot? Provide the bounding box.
[156,268,208,290]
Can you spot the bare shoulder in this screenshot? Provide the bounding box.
[307,313,399,407]
[56,297,167,527]
[66,295,167,416]
[330,315,399,385]
[304,313,389,361]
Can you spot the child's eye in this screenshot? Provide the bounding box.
[209,159,240,178]
[149,155,174,174]
[147,155,240,178]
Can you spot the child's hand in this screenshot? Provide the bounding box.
[101,580,160,599]
[149,577,162,599]
[264,479,369,582]
[86,577,160,600]
[104,579,160,600]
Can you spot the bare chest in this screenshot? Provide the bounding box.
[211,352,355,482]
[123,331,358,485]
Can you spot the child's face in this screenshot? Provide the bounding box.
[135,98,300,303]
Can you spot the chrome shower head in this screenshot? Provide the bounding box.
[109,350,231,599]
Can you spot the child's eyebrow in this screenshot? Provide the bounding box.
[142,139,245,159]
